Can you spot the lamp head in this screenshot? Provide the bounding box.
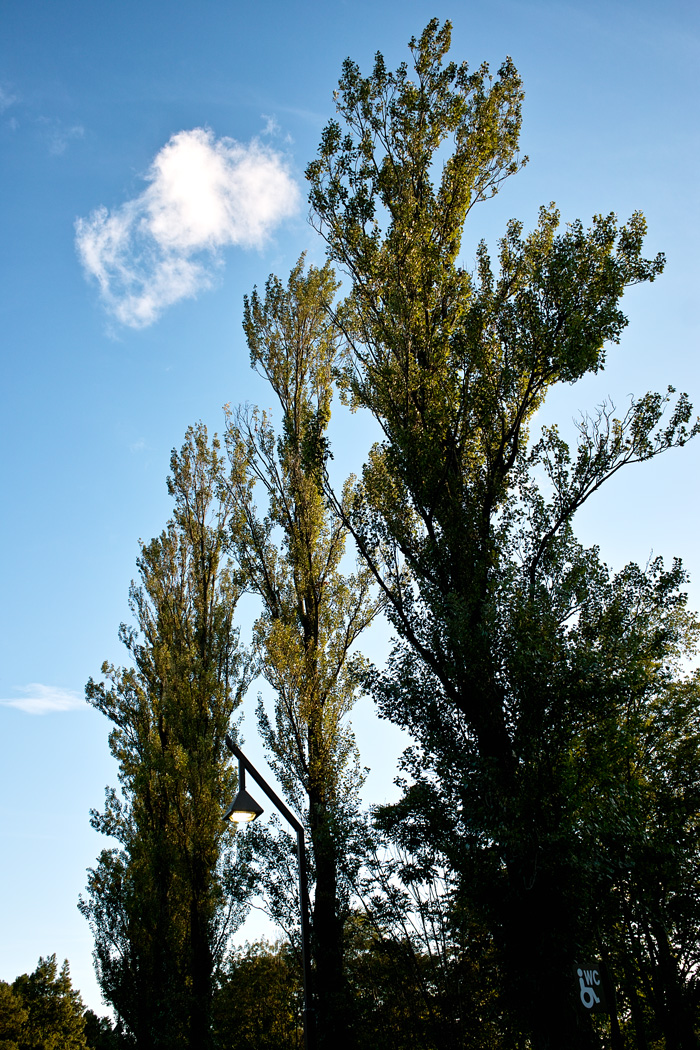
[223,787,264,824]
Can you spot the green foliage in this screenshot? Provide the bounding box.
[307,18,700,1049]
[212,919,506,1050]
[576,576,700,1048]
[82,1010,124,1050]
[347,846,509,1049]
[9,956,87,1050]
[0,979,28,1050]
[212,941,303,1050]
[81,424,253,1049]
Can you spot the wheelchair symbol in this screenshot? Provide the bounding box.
[577,968,601,1009]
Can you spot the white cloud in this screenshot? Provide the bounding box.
[0,684,84,716]
[75,127,301,328]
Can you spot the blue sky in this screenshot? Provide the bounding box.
[1,0,698,1015]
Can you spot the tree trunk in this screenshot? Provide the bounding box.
[309,792,352,1050]
[647,918,699,1050]
[189,886,214,1050]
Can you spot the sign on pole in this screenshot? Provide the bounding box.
[575,963,607,1014]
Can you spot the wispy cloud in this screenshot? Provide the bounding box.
[75,127,301,328]
[48,121,84,156]
[0,85,17,112]
[260,114,281,137]
[0,684,84,715]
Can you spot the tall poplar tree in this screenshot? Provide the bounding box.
[307,20,699,1049]
[81,424,251,1050]
[224,257,382,1049]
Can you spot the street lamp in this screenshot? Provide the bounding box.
[223,734,314,1050]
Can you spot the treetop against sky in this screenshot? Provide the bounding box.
[0,0,698,1015]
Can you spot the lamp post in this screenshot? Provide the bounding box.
[223,734,314,1050]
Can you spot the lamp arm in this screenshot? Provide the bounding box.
[225,734,303,836]
[224,733,315,1049]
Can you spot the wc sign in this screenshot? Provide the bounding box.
[575,963,607,1014]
